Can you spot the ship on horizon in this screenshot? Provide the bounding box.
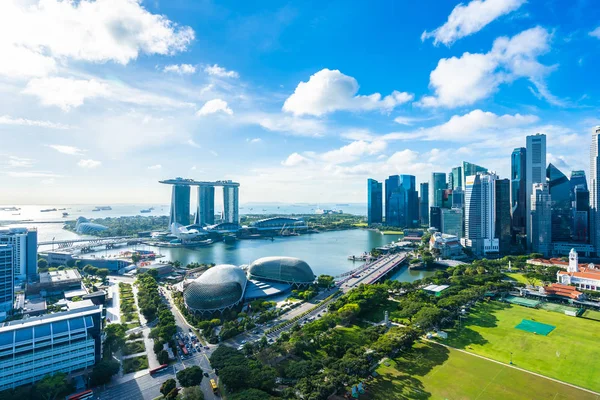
[92,206,112,211]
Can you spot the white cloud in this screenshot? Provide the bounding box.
[6,156,35,168]
[4,171,61,178]
[393,116,433,126]
[0,115,70,129]
[164,64,196,74]
[23,78,109,111]
[187,139,201,148]
[383,109,539,142]
[340,129,376,141]
[0,0,194,78]
[78,159,101,168]
[41,178,56,185]
[204,64,239,78]
[48,145,85,155]
[247,138,262,144]
[419,27,557,108]
[210,150,218,157]
[283,69,413,116]
[590,26,600,39]
[147,164,162,170]
[196,99,233,116]
[281,152,310,167]
[320,140,387,164]
[242,113,325,137]
[422,0,526,46]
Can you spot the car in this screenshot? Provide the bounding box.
[241,340,246,344]
[203,372,209,377]
[189,328,192,332]
[204,346,209,350]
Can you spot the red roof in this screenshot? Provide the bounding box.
[544,283,583,300]
[557,266,600,281]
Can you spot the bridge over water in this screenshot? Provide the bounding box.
[38,236,142,251]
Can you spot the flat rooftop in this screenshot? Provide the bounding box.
[39,269,82,284]
[423,284,450,293]
[159,178,239,187]
[0,304,102,332]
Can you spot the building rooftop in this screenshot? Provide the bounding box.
[423,284,450,293]
[159,178,239,187]
[22,298,47,314]
[67,299,95,310]
[39,269,82,284]
[558,266,600,281]
[0,304,102,332]
[543,283,584,299]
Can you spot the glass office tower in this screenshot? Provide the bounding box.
[367,179,383,224]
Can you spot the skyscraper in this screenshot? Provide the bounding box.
[573,184,590,243]
[429,206,442,231]
[462,161,487,189]
[0,245,13,316]
[399,175,419,227]
[452,187,464,208]
[0,227,37,281]
[195,185,215,226]
[367,179,383,224]
[441,208,463,238]
[511,148,527,237]
[591,127,600,253]
[546,163,572,242]
[570,170,588,192]
[525,134,546,248]
[495,178,511,255]
[451,166,463,190]
[429,172,446,223]
[169,182,191,226]
[223,186,239,224]
[462,173,499,256]
[385,175,400,225]
[447,172,454,190]
[530,183,552,257]
[419,182,429,226]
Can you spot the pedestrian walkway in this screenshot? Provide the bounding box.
[132,284,160,370]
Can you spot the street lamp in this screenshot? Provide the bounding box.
[510,352,513,365]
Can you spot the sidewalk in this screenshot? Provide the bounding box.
[132,284,160,370]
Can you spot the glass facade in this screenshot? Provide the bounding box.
[248,256,315,284]
[386,186,406,227]
[441,208,463,237]
[223,186,239,224]
[461,162,487,189]
[511,148,526,236]
[184,265,247,312]
[385,175,418,228]
[384,175,399,225]
[429,206,442,231]
[452,166,463,190]
[547,164,572,242]
[399,175,418,227]
[367,179,383,224]
[0,245,12,313]
[530,183,552,257]
[170,184,191,226]
[526,134,546,247]
[495,178,511,255]
[195,185,215,226]
[419,183,429,225]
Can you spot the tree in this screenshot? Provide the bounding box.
[32,373,74,400]
[229,389,274,400]
[337,303,360,325]
[181,386,204,400]
[413,306,446,332]
[37,259,48,269]
[160,323,177,339]
[160,379,177,397]
[157,349,170,365]
[176,365,203,387]
[90,359,120,386]
[131,253,141,264]
[317,274,335,288]
[219,365,249,391]
[75,259,84,270]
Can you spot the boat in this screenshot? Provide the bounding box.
[62,212,69,217]
[223,236,237,244]
[58,208,66,211]
[11,213,20,216]
[0,206,20,211]
[140,209,152,213]
[336,203,350,207]
[92,206,112,211]
[41,208,57,212]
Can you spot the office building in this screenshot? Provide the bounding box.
[451,166,463,190]
[0,228,37,281]
[384,175,417,228]
[570,170,588,193]
[462,173,499,256]
[447,172,454,190]
[429,206,442,231]
[530,183,552,257]
[195,185,215,226]
[367,179,383,224]
[0,245,12,316]
[442,189,453,209]
[429,233,463,258]
[169,182,191,226]
[452,187,464,209]
[592,127,600,254]
[419,183,429,225]
[387,186,406,227]
[573,185,590,242]
[441,208,463,238]
[223,185,239,224]
[525,134,547,247]
[399,175,419,227]
[511,148,527,237]
[495,178,511,255]
[0,304,102,391]
[547,164,572,242]
[429,173,446,223]
[385,175,400,225]
[462,162,487,189]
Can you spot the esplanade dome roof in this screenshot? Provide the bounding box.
[247,256,315,284]
[183,264,247,311]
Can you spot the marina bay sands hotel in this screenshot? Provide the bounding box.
[159,178,240,227]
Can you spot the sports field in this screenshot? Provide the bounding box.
[366,341,599,400]
[445,301,600,392]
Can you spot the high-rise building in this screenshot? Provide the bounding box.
[530,183,552,257]
[441,208,463,238]
[511,148,527,237]
[442,189,453,209]
[419,183,429,226]
[367,179,383,224]
[223,186,239,224]
[195,185,215,226]
[462,162,487,189]
[447,172,454,190]
[547,164,572,242]
[429,206,442,231]
[462,173,499,256]
[0,228,37,281]
[526,134,547,247]
[429,172,446,223]
[570,170,588,192]
[385,175,400,225]
[591,128,600,253]
[452,166,463,190]
[452,187,465,208]
[0,245,13,315]
[0,304,103,391]
[399,175,419,227]
[573,184,590,242]
[169,182,191,226]
[495,178,511,255]
[387,186,406,227]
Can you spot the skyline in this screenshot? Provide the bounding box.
[1,0,600,204]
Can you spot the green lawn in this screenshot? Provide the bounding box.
[443,301,600,392]
[334,325,369,346]
[122,355,148,374]
[361,299,402,323]
[381,230,404,235]
[504,272,540,286]
[582,309,600,321]
[366,341,599,400]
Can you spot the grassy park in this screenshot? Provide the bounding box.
[122,355,148,374]
[367,341,599,400]
[504,272,541,286]
[443,301,600,392]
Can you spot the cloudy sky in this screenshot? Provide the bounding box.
[1,0,599,205]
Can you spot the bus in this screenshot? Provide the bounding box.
[65,390,94,400]
[181,346,188,356]
[210,379,218,393]
[149,364,169,376]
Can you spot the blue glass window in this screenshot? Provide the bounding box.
[52,320,69,335]
[0,331,13,347]
[84,316,93,328]
[15,328,33,342]
[69,317,85,330]
[34,324,51,339]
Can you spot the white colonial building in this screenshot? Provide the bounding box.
[557,248,600,291]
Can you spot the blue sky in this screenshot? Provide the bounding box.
[1,0,599,205]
